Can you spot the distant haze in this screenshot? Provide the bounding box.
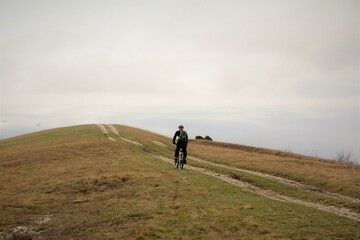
[1,0,359,160]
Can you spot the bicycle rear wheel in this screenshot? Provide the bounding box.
[179,151,184,169]
[179,160,184,169]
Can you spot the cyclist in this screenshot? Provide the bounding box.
[172,124,188,164]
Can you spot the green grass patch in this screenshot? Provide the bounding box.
[1,124,359,239]
[189,159,360,213]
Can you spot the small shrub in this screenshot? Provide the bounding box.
[195,135,212,141]
[205,136,212,141]
[335,151,355,164]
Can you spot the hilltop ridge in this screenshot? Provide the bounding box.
[0,124,359,239]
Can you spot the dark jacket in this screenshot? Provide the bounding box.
[173,130,188,145]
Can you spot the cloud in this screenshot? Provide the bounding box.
[1,0,359,158]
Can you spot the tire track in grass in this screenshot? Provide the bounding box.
[97,124,116,141]
[98,124,146,149]
[154,156,360,222]
[188,156,360,204]
[153,141,360,205]
[98,125,360,222]
[106,124,120,137]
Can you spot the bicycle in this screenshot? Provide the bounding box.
[175,147,184,169]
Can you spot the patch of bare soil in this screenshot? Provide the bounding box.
[3,215,52,239]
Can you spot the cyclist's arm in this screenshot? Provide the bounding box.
[173,131,180,144]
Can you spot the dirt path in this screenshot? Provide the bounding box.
[98,124,360,222]
[154,155,360,222]
[106,124,120,137]
[153,141,360,204]
[97,124,116,141]
[189,156,360,204]
[97,124,144,147]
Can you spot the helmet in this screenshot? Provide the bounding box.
[178,125,184,129]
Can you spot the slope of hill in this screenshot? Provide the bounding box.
[0,124,359,239]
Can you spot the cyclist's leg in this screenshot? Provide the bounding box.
[174,145,180,158]
[183,144,188,164]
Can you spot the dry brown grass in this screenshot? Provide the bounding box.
[186,140,360,198]
[1,124,359,239]
[112,125,360,199]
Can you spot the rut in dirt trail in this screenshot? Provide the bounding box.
[97,124,360,222]
[152,140,360,205]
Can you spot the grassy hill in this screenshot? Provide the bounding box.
[0,124,359,239]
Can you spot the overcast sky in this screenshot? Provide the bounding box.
[0,0,359,160]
